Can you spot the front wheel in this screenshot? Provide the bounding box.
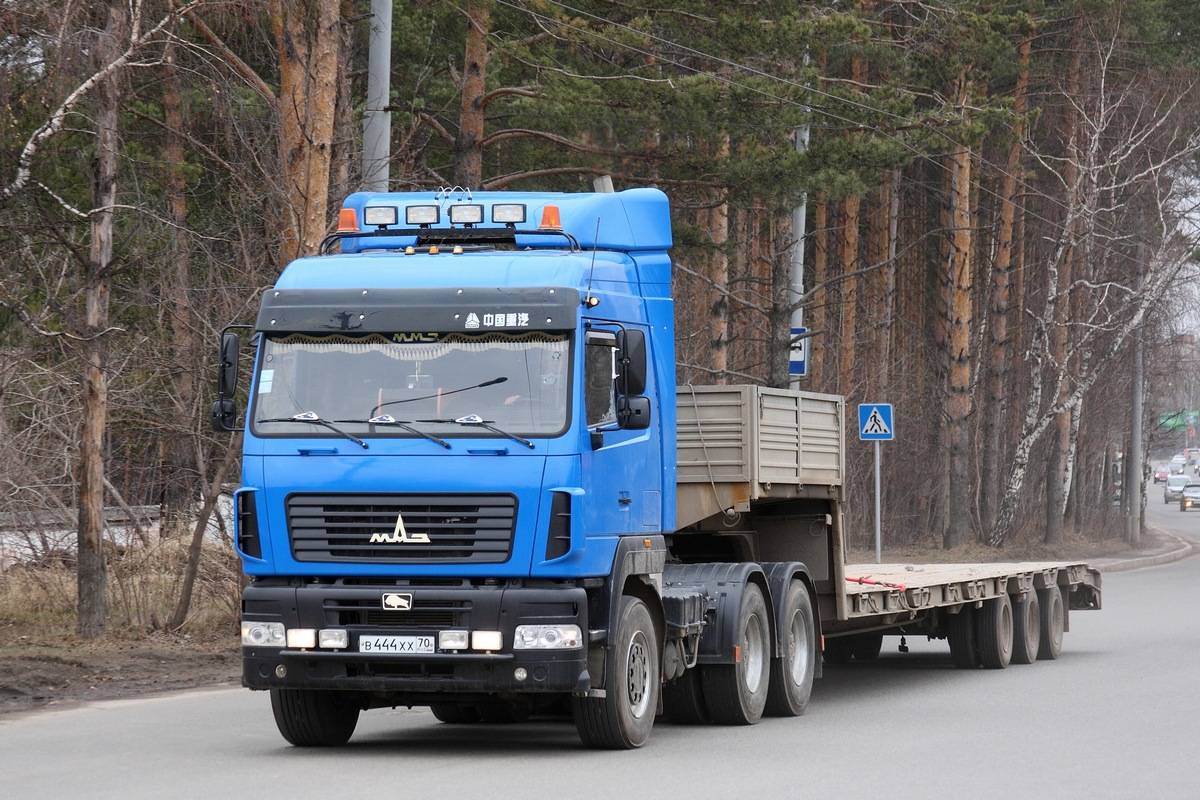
[270,689,360,747]
[765,580,816,717]
[572,595,659,749]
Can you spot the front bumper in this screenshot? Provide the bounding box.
[241,578,589,697]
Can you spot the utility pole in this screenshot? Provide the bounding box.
[1125,241,1147,546]
[362,0,392,191]
[788,122,810,390]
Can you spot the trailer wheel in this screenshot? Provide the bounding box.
[850,632,884,661]
[976,594,1014,669]
[572,595,659,749]
[822,637,854,665]
[1037,587,1065,660]
[661,668,708,724]
[270,689,360,747]
[947,607,978,669]
[430,703,481,724]
[1010,591,1041,665]
[702,582,771,725]
[765,580,816,717]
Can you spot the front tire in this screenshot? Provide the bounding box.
[270,689,360,747]
[703,582,771,725]
[765,580,816,717]
[572,595,659,749]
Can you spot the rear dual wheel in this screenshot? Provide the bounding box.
[1037,587,1065,660]
[765,581,817,717]
[1011,591,1041,665]
[703,583,772,725]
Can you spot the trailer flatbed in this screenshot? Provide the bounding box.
[837,561,1101,627]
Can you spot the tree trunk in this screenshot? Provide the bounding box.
[980,38,1030,533]
[944,76,974,549]
[1045,21,1085,546]
[270,0,309,266]
[880,169,900,392]
[77,0,129,638]
[160,44,196,540]
[810,195,828,387]
[167,437,240,630]
[454,0,491,187]
[299,0,341,255]
[838,193,861,394]
[707,142,730,379]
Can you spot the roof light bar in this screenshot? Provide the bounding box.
[363,206,398,228]
[492,204,526,224]
[405,205,439,226]
[449,204,484,225]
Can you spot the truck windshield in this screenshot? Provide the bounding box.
[253,331,569,438]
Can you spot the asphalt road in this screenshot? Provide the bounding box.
[3,503,1197,799]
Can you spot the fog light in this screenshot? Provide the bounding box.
[274,664,287,679]
[513,624,583,650]
[318,629,348,649]
[472,630,502,651]
[514,667,528,682]
[241,621,285,648]
[439,630,469,651]
[286,628,316,649]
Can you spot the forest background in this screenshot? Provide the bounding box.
[2,0,1200,639]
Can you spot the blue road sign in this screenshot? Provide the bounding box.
[858,403,894,441]
[788,326,807,377]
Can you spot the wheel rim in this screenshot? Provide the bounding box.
[787,610,810,685]
[743,612,766,693]
[626,630,652,719]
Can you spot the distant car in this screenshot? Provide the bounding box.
[1181,483,1200,511]
[1154,468,1169,483]
[1165,474,1190,503]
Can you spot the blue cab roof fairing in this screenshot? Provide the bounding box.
[274,248,644,294]
[336,187,672,253]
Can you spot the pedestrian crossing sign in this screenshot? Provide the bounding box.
[858,403,894,441]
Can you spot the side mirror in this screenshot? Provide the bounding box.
[618,395,651,430]
[217,331,240,397]
[616,329,647,396]
[212,331,241,432]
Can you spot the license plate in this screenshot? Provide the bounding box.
[358,635,435,654]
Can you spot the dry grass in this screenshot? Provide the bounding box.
[0,538,242,640]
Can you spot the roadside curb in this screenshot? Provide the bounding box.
[1095,529,1196,573]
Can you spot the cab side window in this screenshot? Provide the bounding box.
[585,342,617,427]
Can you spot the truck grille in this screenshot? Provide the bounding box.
[323,598,471,628]
[286,494,517,563]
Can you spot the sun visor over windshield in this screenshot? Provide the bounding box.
[255,287,579,334]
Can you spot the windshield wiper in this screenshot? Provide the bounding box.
[256,411,369,449]
[371,377,508,417]
[332,415,451,450]
[417,414,535,449]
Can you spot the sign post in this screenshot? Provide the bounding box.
[858,403,894,563]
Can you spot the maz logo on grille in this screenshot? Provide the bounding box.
[368,512,430,544]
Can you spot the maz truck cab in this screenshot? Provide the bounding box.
[217,189,686,748]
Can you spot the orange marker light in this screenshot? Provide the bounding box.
[539,204,562,230]
[337,208,359,232]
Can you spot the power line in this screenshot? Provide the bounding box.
[494,0,1172,274]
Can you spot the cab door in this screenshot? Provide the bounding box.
[579,325,661,537]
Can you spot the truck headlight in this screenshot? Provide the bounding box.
[319,629,349,649]
[286,628,316,649]
[513,624,583,650]
[241,621,285,648]
[439,630,469,651]
[472,631,503,651]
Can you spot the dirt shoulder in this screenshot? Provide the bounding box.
[0,626,239,716]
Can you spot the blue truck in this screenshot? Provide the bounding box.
[215,188,1102,749]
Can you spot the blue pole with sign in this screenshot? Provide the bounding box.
[858,404,894,563]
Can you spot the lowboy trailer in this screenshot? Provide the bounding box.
[215,188,1101,749]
